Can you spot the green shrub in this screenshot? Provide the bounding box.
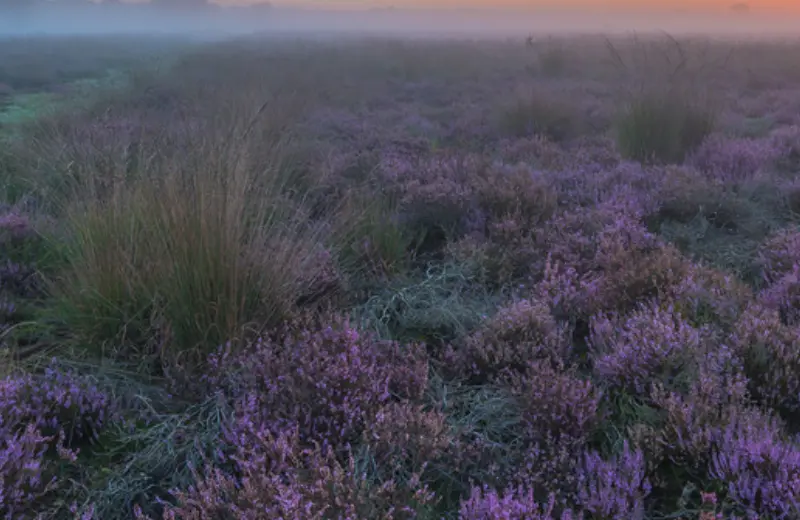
[616,92,715,164]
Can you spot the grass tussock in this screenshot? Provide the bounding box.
[616,91,716,164]
[48,96,327,363]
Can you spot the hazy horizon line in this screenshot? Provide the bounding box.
[3,0,799,15]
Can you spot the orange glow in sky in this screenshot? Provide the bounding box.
[258,0,800,13]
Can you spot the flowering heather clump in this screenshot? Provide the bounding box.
[392,153,479,236]
[651,346,749,469]
[709,408,800,519]
[495,135,570,170]
[652,165,719,224]
[459,486,579,520]
[365,402,454,478]
[440,164,558,285]
[590,303,703,395]
[757,263,800,326]
[474,215,544,286]
[509,432,587,507]
[538,205,619,274]
[0,363,101,518]
[505,360,602,443]
[591,213,688,302]
[151,425,437,520]
[534,257,603,320]
[554,161,656,212]
[471,162,557,228]
[730,304,800,415]
[206,316,429,450]
[0,361,116,445]
[538,205,688,315]
[568,136,621,170]
[688,135,779,185]
[1,424,58,519]
[672,264,753,329]
[577,443,651,520]
[456,299,570,382]
[756,228,800,281]
[0,211,41,302]
[420,162,557,284]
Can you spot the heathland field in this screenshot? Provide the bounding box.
[3,34,800,519]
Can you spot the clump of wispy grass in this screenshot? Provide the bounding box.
[46,85,326,364]
[616,92,716,164]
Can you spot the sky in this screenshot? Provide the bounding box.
[256,0,799,13]
[4,0,800,36]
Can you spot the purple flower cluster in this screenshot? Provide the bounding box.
[459,486,579,520]
[652,345,749,468]
[577,443,651,520]
[473,162,557,228]
[757,229,800,282]
[148,423,437,520]
[0,362,116,518]
[460,443,650,520]
[145,318,440,519]
[710,409,800,519]
[688,135,780,185]
[206,315,429,450]
[0,361,116,444]
[505,360,602,443]
[757,263,800,326]
[366,402,453,474]
[387,152,480,235]
[495,135,570,171]
[0,424,57,519]
[590,303,702,395]
[671,264,752,328]
[535,205,687,316]
[731,304,800,414]
[455,298,571,381]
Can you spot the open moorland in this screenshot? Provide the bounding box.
[3,33,800,519]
